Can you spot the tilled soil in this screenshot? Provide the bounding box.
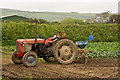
[1,53,119,78]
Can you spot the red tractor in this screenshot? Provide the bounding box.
[12,22,93,67]
[12,31,79,67]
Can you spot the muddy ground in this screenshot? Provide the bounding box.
[1,52,119,79]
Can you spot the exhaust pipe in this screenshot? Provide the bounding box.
[35,22,37,47]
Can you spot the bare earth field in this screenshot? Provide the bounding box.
[1,52,119,79]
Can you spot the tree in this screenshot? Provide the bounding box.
[61,18,85,24]
[85,18,97,24]
[39,19,49,24]
[109,14,120,23]
[73,19,85,25]
[61,18,74,24]
[27,18,34,23]
[27,18,39,23]
[96,11,111,23]
[51,21,60,24]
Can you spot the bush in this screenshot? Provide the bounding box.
[2,21,118,46]
[61,18,85,25]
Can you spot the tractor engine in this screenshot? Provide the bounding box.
[16,39,45,57]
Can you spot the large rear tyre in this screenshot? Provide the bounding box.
[43,56,57,63]
[12,51,22,64]
[22,51,38,67]
[53,39,77,64]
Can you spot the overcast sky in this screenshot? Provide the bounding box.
[0,0,119,13]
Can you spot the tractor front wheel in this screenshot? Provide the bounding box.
[12,51,22,64]
[22,51,38,67]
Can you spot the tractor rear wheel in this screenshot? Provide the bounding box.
[53,39,77,64]
[43,56,56,63]
[12,51,22,64]
[22,51,38,67]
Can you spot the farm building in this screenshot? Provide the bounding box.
[1,15,29,22]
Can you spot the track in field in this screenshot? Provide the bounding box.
[1,52,119,78]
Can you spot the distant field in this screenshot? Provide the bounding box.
[1,8,97,21]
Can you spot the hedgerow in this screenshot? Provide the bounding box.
[2,21,118,46]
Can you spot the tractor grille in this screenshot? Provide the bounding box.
[16,43,19,53]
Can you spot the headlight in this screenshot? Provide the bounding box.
[21,42,25,46]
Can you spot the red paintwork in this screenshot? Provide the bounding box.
[45,37,54,46]
[16,32,66,58]
[62,31,65,38]
[16,39,45,57]
[16,39,45,44]
[16,43,23,57]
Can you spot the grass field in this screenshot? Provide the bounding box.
[1,8,97,21]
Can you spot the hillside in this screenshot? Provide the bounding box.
[1,8,97,22]
[1,15,29,22]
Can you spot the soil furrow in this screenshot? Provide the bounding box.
[2,53,119,78]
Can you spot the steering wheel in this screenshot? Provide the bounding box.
[39,36,48,40]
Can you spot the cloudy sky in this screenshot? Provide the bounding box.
[0,0,119,13]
